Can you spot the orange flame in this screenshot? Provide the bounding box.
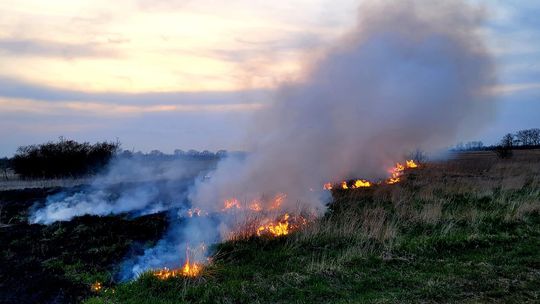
[153,246,203,280]
[352,179,371,188]
[406,160,418,168]
[324,160,419,189]
[223,198,241,211]
[255,213,308,237]
[385,159,418,184]
[269,193,286,210]
[90,281,102,292]
[181,258,202,277]
[249,200,263,212]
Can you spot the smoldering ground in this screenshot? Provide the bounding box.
[29,155,219,224]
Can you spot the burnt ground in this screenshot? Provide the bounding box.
[0,188,168,304]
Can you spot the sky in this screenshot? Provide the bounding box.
[0,0,539,156]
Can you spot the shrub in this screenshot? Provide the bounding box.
[12,139,120,179]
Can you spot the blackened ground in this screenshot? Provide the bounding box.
[0,188,168,304]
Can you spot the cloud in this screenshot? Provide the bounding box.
[0,39,119,59]
[0,97,265,117]
[486,82,540,95]
[0,76,270,106]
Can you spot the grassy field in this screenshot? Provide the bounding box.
[1,151,539,303]
[82,150,540,304]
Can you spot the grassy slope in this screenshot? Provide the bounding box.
[86,152,540,303]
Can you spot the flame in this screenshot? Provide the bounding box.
[255,213,308,237]
[385,160,417,184]
[153,262,202,280]
[153,245,204,280]
[406,159,418,168]
[249,200,263,212]
[269,193,286,210]
[324,160,419,189]
[181,258,202,277]
[352,179,371,188]
[91,281,102,292]
[223,198,241,210]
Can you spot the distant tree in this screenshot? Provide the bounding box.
[463,141,484,151]
[515,130,530,146]
[187,150,199,156]
[514,129,540,146]
[200,150,214,157]
[0,157,11,180]
[150,150,164,157]
[500,133,515,148]
[174,149,185,156]
[407,149,428,164]
[495,133,514,159]
[216,150,228,157]
[530,128,540,146]
[12,138,120,179]
[119,150,134,159]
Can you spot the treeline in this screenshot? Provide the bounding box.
[499,128,540,148]
[452,128,540,152]
[117,149,230,161]
[3,139,236,179]
[11,139,120,179]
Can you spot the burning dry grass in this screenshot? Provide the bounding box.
[289,150,540,273]
[224,209,314,241]
[152,244,206,280]
[87,150,540,303]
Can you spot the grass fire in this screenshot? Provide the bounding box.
[2,0,539,303]
[326,160,419,190]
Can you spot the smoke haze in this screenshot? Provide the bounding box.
[30,0,496,279]
[188,0,496,213]
[30,156,216,224]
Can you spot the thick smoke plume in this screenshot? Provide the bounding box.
[188,0,495,215]
[31,0,496,279]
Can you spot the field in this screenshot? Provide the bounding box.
[1,150,540,303]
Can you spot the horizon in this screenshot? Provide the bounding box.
[1,0,539,157]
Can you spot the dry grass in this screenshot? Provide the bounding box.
[292,150,540,273]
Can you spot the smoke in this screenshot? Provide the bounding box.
[30,0,497,279]
[188,0,496,213]
[30,156,216,224]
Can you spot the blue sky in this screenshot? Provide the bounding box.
[0,0,539,156]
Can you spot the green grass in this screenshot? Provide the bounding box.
[85,167,540,304]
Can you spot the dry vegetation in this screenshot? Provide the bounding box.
[2,150,538,303]
[85,150,540,304]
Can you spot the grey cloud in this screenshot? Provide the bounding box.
[0,39,119,59]
[0,76,270,106]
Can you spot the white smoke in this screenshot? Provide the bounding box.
[188,0,496,216]
[30,156,215,224]
[30,0,497,279]
[124,0,498,279]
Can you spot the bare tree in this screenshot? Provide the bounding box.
[496,133,514,159]
[530,128,540,146]
[407,149,428,164]
[516,129,534,146]
[500,133,515,147]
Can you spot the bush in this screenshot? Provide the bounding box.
[12,139,120,179]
